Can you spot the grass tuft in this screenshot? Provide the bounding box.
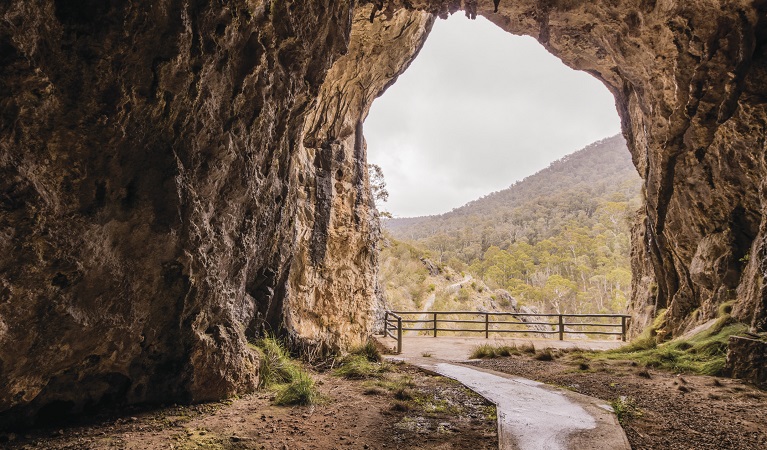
[348,340,383,363]
[335,354,389,379]
[393,387,414,401]
[519,343,537,354]
[391,401,411,412]
[470,343,519,359]
[363,386,386,396]
[252,337,300,389]
[534,349,554,361]
[250,336,321,406]
[274,371,320,406]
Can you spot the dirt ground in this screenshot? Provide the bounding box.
[468,352,767,450]
[0,363,496,450]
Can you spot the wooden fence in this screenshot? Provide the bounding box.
[382,310,630,354]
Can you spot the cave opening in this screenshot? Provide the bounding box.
[365,14,622,218]
[363,13,637,318]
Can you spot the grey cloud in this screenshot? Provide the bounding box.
[365,15,621,217]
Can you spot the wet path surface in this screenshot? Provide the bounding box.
[380,335,631,450]
[432,363,595,450]
[412,360,630,450]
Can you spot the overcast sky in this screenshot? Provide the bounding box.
[364,14,621,218]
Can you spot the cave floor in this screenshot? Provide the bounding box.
[467,353,767,450]
[379,335,767,450]
[0,364,496,449]
[423,362,630,450]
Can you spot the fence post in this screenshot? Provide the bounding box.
[397,316,402,354]
[485,313,489,339]
[384,311,389,337]
[621,316,627,342]
[433,312,438,337]
[558,315,564,341]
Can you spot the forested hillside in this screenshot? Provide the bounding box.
[383,135,641,314]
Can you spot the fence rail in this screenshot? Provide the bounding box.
[382,310,630,354]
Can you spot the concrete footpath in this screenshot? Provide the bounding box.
[379,336,631,450]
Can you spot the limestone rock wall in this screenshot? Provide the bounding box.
[0,0,356,426]
[285,7,433,353]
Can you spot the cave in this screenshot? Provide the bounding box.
[1,0,766,426]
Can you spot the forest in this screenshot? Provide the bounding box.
[382,135,641,315]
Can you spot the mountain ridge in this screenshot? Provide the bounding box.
[380,134,642,315]
[385,133,637,232]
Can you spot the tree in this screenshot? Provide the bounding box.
[368,163,388,202]
[368,163,391,218]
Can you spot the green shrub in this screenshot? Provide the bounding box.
[456,287,470,303]
[610,396,642,425]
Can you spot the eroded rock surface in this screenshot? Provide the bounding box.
[286,7,433,353]
[2,0,767,428]
[0,0,358,427]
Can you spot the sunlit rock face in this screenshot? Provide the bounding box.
[1,0,766,427]
[287,9,433,352]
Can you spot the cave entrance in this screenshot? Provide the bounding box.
[304,1,762,348]
[364,14,638,319]
[365,14,621,217]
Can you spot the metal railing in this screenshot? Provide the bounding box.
[382,310,630,354]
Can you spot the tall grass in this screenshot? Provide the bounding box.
[250,336,321,405]
[274,371,319,406]
[254,336,301,388]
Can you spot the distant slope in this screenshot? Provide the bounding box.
[382,134,641,314]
